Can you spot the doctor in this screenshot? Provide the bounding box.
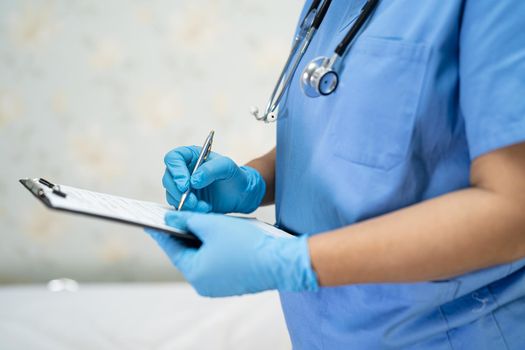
[149,0,525,348]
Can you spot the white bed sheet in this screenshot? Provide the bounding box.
[0,283,290,350]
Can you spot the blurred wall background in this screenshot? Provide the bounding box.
[0,0,303,283]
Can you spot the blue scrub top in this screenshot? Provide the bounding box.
[275,1,525,349]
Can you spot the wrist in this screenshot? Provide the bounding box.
[274,235,319,292]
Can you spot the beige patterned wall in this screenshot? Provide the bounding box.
[0,0,302,283]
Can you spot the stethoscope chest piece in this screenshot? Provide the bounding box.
[301,56,339,97]
[251,0,379,122]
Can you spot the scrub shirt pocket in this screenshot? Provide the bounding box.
[328,37,430,170]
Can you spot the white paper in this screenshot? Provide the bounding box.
[41,182,292,238]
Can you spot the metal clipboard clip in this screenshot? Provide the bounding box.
[20,178,67,198]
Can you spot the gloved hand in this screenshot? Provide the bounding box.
[163,146,266,213]
[146,212,319,297]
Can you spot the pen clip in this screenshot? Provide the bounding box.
[202,130,214,161]
[38,178,67,198]
[203,144,212,161]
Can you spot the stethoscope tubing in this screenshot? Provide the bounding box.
[335,0,379,56]
[266,27,316,116]
[253,0,378,122]
[253,0,333,121]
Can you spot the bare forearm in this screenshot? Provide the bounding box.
[309,187,525,286]
[246,147,276,205]
[310,143,525,286]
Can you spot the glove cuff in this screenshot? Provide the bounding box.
[238,165,266,214]
[275,235,319,292]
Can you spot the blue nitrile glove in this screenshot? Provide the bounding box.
[163,146,266,213]
[146,211,318,297]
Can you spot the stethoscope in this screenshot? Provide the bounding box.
[251,0,379,123]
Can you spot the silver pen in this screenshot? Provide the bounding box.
[177,130,215,211]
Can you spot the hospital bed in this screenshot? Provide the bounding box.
[0,283,290,349]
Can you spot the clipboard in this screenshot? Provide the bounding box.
[20,178,202,247]
[20,178,293,248]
